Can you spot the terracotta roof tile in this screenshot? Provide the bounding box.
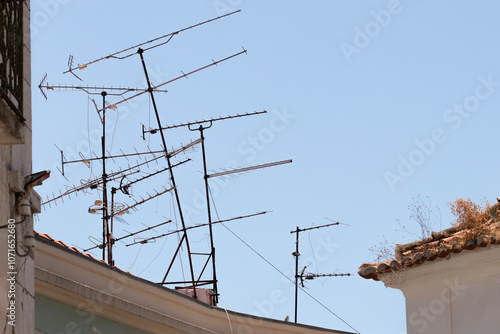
[358,203,500,281]
[34,231,131,274]
[55,240,68,248]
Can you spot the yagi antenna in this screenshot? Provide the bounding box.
[114,186,175,217]
[290,221,351,324]
[83,219,173,252]
[299,270,351,286]
[130,42,249,299]
[95,49,247,113]
[38,74,168,99]
[63,10,241,75]
[46,15,247,285]
[42,156,190,208]
[143,110,267,135]
[42,11,294,307]
[127,211,268,247]
[116,164,186,195]
[56,138,200,177]
[207,159,292,179]
[154,110,291,303]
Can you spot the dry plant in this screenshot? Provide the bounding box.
[369,236,408,286]
[371,196,441,263]
[398,195,441,240]
[448,198,492,238]
[369,236,394,263]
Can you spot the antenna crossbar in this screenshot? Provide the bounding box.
[97,49,247,113]
[108,152,192,181]
[39,82,168,97]
[290,221,340,234]
[58,138,199,172]
[115,186,175,217]
[62,148,167,166]
[126,211,268,247]
[207,159,292,179]
[117,164,184,194]
[63,10,241,74]
[303,273,351,279]
[168,138,202,157]
[83,219,172,252]
[144,110,267,134]
[43,157,190,207]
[298,266,351,287]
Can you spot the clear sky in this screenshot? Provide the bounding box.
[31,1,500,333]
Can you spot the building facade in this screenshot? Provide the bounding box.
[359,202,500,334]
[1,1,44,333]
[35,232,354,334]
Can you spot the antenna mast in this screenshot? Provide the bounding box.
[40,9,294,307]
[290,221,350,324]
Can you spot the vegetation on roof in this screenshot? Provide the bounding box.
[449,198,499,238]
[370,197,500,264]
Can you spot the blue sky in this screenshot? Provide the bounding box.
[31,1,500,333]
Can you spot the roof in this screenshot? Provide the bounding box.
[34,231,134,275]
[35,231,355,334]
[358,202,500,281]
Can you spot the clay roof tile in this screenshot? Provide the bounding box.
[358,202,500,281]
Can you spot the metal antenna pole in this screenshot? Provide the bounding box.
[109,187,116,265]
[293,226,300,323]
[63,10,241,74]
[101,91,109,263]
[199,124,218,303]
[290,221,341,323]
[137,48,198,298]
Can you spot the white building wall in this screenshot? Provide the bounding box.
[380,244,500,334]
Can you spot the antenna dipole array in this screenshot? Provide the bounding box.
[143,110,268,135]
[290,221,351,324]
[207,159,292,179]
[84,219,172,252]
[161,110,291,303]
[90,49,247,114]
[127,211,268,247]
[41,9,294,307]
[114,186,175,217]
[300,272,351,282]
[63,10,241,78]
[54,139,199,177]
[38,73,169,100]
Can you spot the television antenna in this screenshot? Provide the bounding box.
[63,10,241,80]
[40,9,292,305]
[290,220,351,323]
[146,110,292,303]
[40,79,197,265]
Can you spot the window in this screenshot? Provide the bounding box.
[0,0,24,123]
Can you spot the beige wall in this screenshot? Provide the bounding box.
[0,1,35,333]
[35,236,354,334]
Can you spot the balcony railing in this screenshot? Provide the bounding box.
[0,0,24,123]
